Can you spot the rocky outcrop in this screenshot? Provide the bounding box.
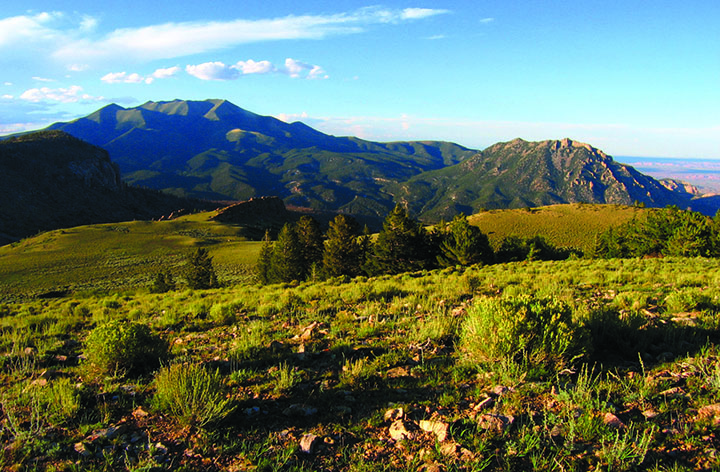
[0,131,208,245]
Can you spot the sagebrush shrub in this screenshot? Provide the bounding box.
[152,363,234,428]
[458,295,578,373]
[84,320,168,376]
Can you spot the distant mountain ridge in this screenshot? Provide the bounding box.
[44,99,475,218]
[393,138,717,220]
[5,99,717,226]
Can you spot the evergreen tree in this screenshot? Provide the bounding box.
[438,214,493,267]
[269,223,304,283]
[150,271,176,293]
[323,214,363,278]
[186,248,218,289]
[256,230,274,284]
[295,215,324,279]
[366,204,434,275]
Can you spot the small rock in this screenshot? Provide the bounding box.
[439,442,460,456]
[642,409,659,419]
[389,419,414,441]
[244,406,261,417]
[54,354,68,362]
[603,412,625,430]
[74,442,92,457]
[24,347,36,356]
[86,425,124,442]
[473,397,494,411]
[478,414,514,433]
[387,366,410,378]
[697,404,720,426]
[283,404,317,417]
[300,433,320,454]
[659,387,689,399]
[384,408,404,422]
[419,420,449,442]
[491,385,513,397]
[132,407,149,419]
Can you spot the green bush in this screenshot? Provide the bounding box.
[84,320,169,376]
[152,363,235,428]
[458,295,578,374]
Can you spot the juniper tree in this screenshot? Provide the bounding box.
[366,204,434,275]
[256,230,274,284]
[186,247,218,289]
[323,214,363,278]
[269,223,304,283]
[295,215,324,279]
[437,214,493,267]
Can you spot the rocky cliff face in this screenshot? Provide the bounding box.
[393,138,710,221]
[0,131,208,244]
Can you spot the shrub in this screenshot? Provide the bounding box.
[152,363,234,428]
[84,320,169,377]
[458,295,579,375]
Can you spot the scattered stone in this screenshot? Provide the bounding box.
[300,433,320,454]
[387,366,411,378]
[659,387,689,400]
[473,397,494,411]
[54,354,68,362]
[491,385,513,397]
[389,419,414,441]
[478,414,514,433]
[642,409,659,419]
[244,406,261,417]
[23,347,36,356]
[418,462,444,472]
[550,424,564,440]
[384,408,404,422]
[419,420,449,442]
[332,405,352,416]
[283,404,317,417]
[697,404,720,426]
[603,412,625,430]
[132,407,149,419]
[86,425,124,442]
[439,442,460,456]
[74,442,92,457]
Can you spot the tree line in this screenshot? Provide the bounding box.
[256,204,572,284]
[592,206,720,258]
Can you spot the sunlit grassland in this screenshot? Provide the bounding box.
[1,257,720,470]
[468,203,646,251]
[0,212,261,299]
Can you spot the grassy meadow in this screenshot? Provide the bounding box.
[2,204,720,471]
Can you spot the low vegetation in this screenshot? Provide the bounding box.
[1,256,720,470]
[2,203,720,470]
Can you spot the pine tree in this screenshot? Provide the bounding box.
[323,214,363,278]
[366,204,434,275]
[438,214,493,267]
[295,215,324,278]
[186,248,218,289]
[269,223,304,283]
[256,230,274,284]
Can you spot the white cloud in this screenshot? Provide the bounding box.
[32,76,56,82]
[284,58,328,79]
[185,62,240,81]
[15,7,449,64]
[4,82,12,86]
[68,64,89,72]
[236,60,276,75]
[275,111,309,123]
[185,58,327,81]
[401,8,449,20]
[2,94,13,99]
[151,66,180,79]
[0,12,64,47]
[480,17,495,24]
[18,85,103,103]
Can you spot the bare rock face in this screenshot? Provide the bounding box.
[0,130,204,244]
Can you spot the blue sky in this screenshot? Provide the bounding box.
[1,1,718,158]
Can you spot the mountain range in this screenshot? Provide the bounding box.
[2,98,718,244]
